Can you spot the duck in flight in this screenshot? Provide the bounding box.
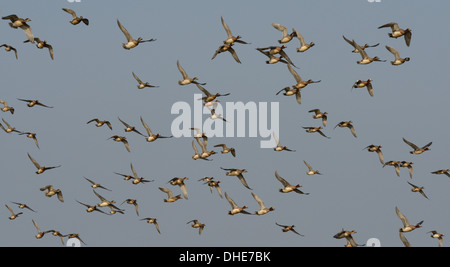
[363,144,384,165]
[402,137,432,155]
[24,38,54,60]
[19,132,39,149]
[187,219,206,235]
[272,132,295,152]
[303,126,330,139]
[395,206,423,233]
[257,47,297,68]
[352,79,374,97]
[276,222,304,236]
[308,109,328,127]
[132,72,159,89]
[334,121,357,138]
[251,192,274,216]
[117,19,155,50]
[0,44,18,59]
[220,16,249,45]
[274,171,309,195]
[40,185,64,202]
[27,153,61,174]
[221,167,252,190]
[177,60,206,86]
[212,43,242,64]
[343,35,379,53]
[407,182,428,200]
[62,8,89,25]
[257,45,296,67]
[140,116,172,142]
[378,22,411,47]
[225,192,252,216]
[213,144,236,157]
[343,36,385,64]
[18,99,53,108]
[0,118,20,134]
[0,100,14,114]
[108,135,130,152]
[87,118,112,130]
[294,29,315,52]
[272,23,296,44]
[2,14,34,43]
[385,46,410,66]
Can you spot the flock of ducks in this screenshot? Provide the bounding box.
[0,6,446,247]
[1,9,86,60]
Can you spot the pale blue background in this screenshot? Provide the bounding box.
[1,0,449,247]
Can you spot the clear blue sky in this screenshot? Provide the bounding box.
[1,0,450,247]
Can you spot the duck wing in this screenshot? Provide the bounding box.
[117,19,133,42]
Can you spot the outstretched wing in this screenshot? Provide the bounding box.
[2,118,12,128]
[402,138,419,150]
[159,187,173,198]
[349,125,357,138]
[275,222,288,228]
[273,132,280,147]
[117,19,133,42]
[27,153,41,169]
[399,231,411,247]
[225,192,238,209]
[221,16,233,38]
[251,192,266,210]
[287,63,302,83]
[132,72,143,84]
[422,142,432,149]
[376,150,384,165]
[130,163,139,180]
[237,174,252,190]
[395,206,410,228]
[32,219,41,232]
[140,116,153,136]
[118,117,131,128]
[228,47,241,64]
[342,35,354,47]
[272,23,288,37]
[386,45,400,59]
[5,204,14,215]
[303,161,313,171]
[295,29,306,46]
[279,50,294,66]
[192,140,200,155]
[275,171,289,187]
[62,8,77,19]
[404,31,412,47]
[196,84,211,96]
[378,22,400,31]
[56,191,64,202]
[93,190,106,202]
[177,60,188,79]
